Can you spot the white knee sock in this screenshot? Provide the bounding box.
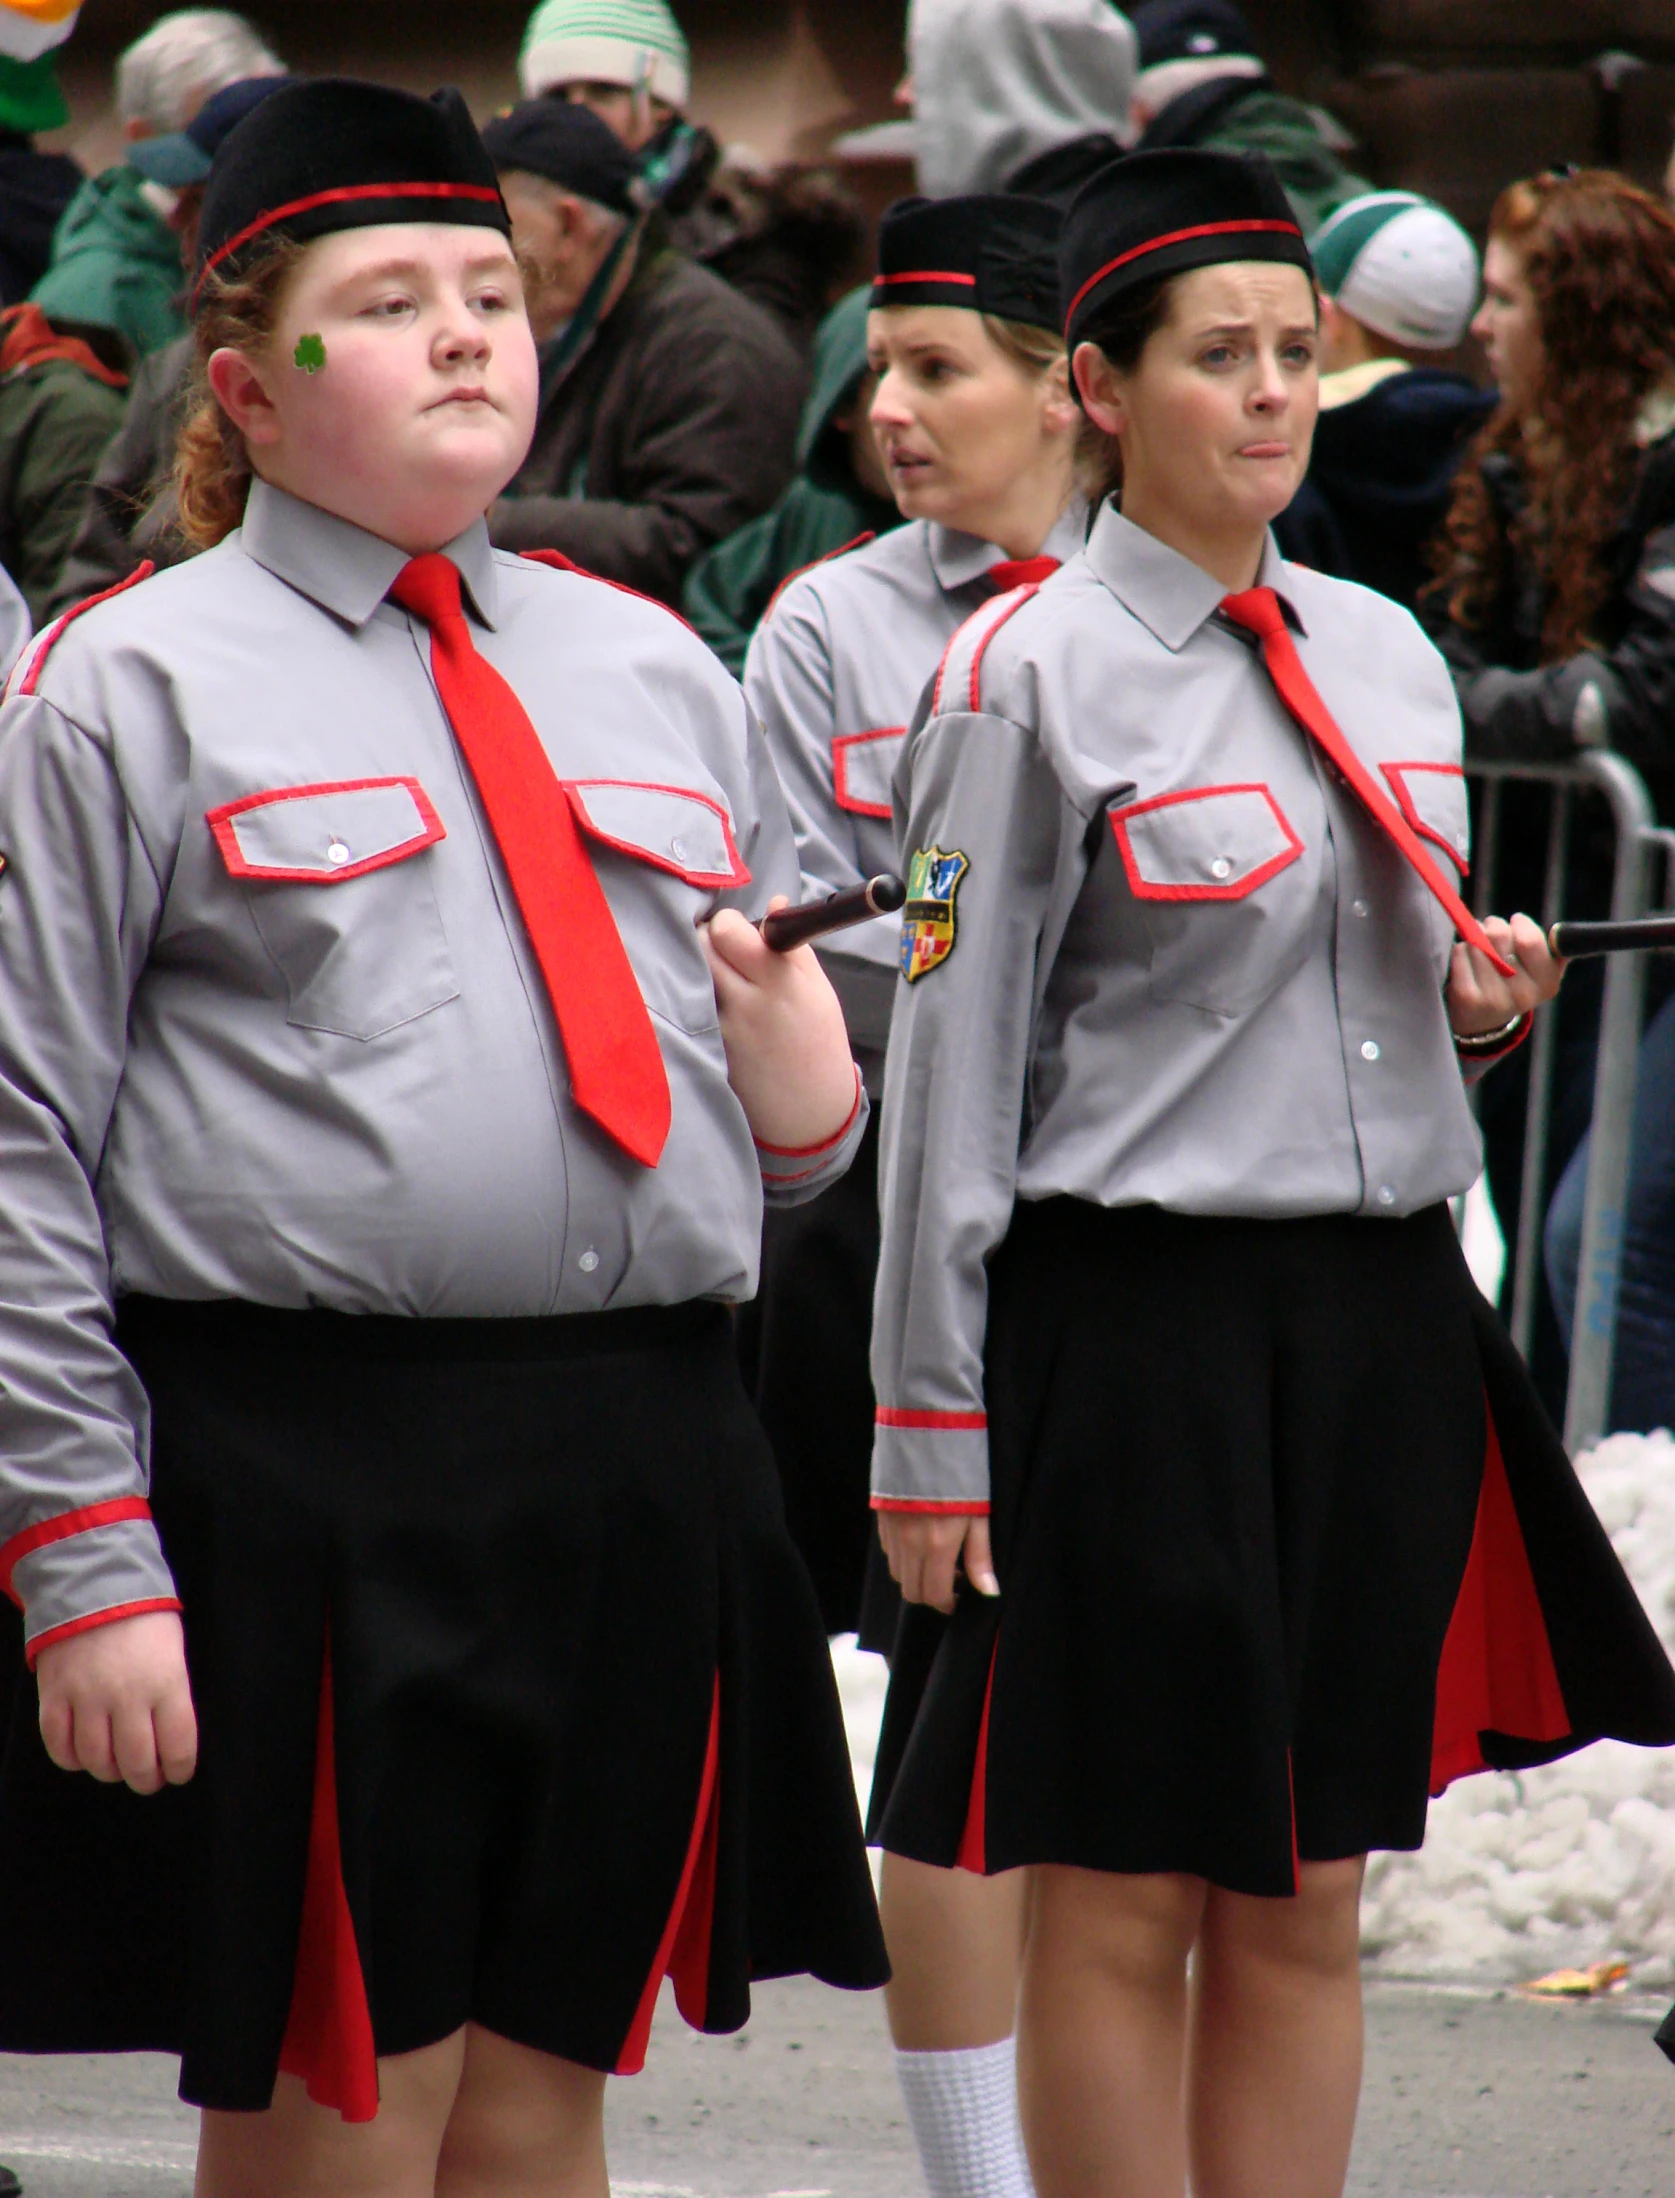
[893,2036,1035,2198]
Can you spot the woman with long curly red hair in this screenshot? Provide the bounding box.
[1425,168,1675,1433]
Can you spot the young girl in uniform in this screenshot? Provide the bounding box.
[867,147,1675,2198]
[743,192,1082,2198]
[0,78,886,2198]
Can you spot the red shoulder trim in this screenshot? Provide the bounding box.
[929,583,1043,716]
[761,530,877,625]
[518,548,698,638]
[12,561,155,700]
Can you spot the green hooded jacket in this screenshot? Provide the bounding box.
[683,286,900,677]
[30,165,185,358]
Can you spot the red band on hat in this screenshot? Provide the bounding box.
[873,269,979,287]
[1064,217,1303,333]
[196,180,505,295]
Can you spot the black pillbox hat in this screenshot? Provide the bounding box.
[1060,147,1311,349]
[196,78,510,299]
[479,99,642,221]
[873,194,1062,332]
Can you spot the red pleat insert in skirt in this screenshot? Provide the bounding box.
[1430,1397,1571,1795]
[955,1647,998,1875]
[278,1639,380,2122]
[615,1672,722,2075]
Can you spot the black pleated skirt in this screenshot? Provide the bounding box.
[0,1296,887,2113]
[868,1198,1675,1897]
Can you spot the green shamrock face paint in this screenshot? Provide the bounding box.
[293,332,326,374]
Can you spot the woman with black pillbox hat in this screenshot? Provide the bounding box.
[0,75,886,2197]
[744,189,1086,2198]
[863,145,1675,2195]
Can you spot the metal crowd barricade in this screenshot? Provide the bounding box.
[1466,751,1666,1454]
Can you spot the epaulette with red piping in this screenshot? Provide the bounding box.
[6,561,156,702]
[760,530,877,627]
[927,578,1045,719]
[518,547,698,639]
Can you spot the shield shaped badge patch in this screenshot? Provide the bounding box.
[901,845,969,982]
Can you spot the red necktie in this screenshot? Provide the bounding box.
[391,554,671,1167]
[1221,587,1513,977]
[986,555,1060,593]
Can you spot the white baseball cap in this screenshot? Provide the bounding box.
[1312,191,1480,351]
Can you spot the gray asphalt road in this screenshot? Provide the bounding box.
[0,1977,1671,2196]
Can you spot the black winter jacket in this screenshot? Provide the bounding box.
[1422,428,1675,924]
[1423,431,1675,802]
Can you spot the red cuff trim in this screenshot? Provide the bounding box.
[871,1497,991,1515]
[0,1495,155,1607]
[756,1064,864,1161]
[875,1407,988,1431]
[25,1597,181,1668]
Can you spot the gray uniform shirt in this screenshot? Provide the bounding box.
[871,505,1483,1511]
[0,480,865,1652]
[742,506,1087,1080]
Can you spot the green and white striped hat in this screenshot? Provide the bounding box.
[519,0,690,108]
[1311,190,1479,351]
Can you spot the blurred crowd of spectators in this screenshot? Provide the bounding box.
[2,0,1675,1444]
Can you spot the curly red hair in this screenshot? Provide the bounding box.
[1432,170,1675,659]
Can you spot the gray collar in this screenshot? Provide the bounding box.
[238,477,501,633]
[1084,503,1301,651]
[927,496,1093,594]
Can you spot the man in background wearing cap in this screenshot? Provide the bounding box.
[1128,0,1371,237]
[518,0,862,350]
[1276,191,1494,612]
[42,71,292,614]
[484,97,804,606]
[31,7,281,358]
[0,50,79,305]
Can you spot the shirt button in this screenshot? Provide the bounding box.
[1377,1184,1396,1206]
[1351,898,1370,919]
[1361,1039,1381,1062]
[327,840,350,865]
[1210,857,1233,880]
[670,836,687,861]
[578,1248,600,1274]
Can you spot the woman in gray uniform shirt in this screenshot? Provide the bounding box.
[745,191,1085,2198]
[0,79,886,2197]
[866,149,1675,2198]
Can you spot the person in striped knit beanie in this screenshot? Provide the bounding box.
[519,0,688,152]
[516,0,862,349]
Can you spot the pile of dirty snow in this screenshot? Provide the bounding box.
[1363,1427,1675,1986]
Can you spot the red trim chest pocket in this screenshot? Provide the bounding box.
[565,780,750,1035]
[1382,761,1469,875]
[1110,783,1303,901]
[207,777,446,882]
[207,778,457,1040]
[566,780,749,889]
[1111,783,1311,1016]
[831,728,906,820]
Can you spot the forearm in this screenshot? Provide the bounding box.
[0,697,174,1655]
